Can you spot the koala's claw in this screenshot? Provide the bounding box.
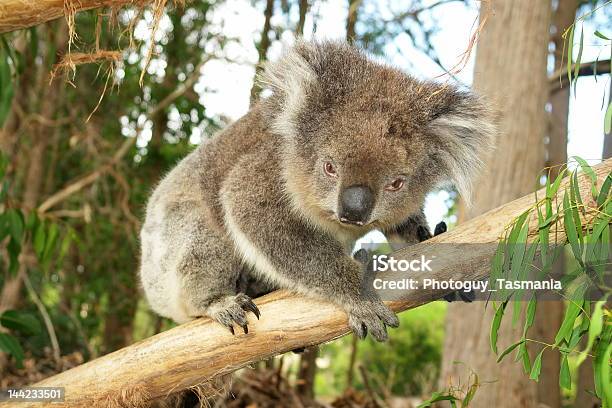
[434,221,447,236]
[234,293,261,320]
[347,299,399,342]
[242,299,261,320]
[206,293,260,335]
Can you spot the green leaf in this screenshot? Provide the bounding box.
[0,332,24,368]
[602,341,612,408]
[417,392,458,408]
[560,354,571,389]
[0,46,14,128]
[537,206,550,266]
[490,301,507,354]
[6,208,24,244]
[573,27,584,93]
[490,241,505,285]
[0,310,41,335]
[25,211,39,230]
[566,24,575,86]
[592,324,611,402]
[523,297,537,336]
[547,169,566,200]
[41,223,59,264]
[563,192,583,266]
[555,299,584,346]
[594,30,611,40]
[576,300,606,368]
[57,228,74,264]
[33,222,46,259]
[529,349,544,381]
[518,342,532,374]
[497,339,525,363]
[597,174,611,208]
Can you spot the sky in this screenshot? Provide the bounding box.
[137,0,611,232]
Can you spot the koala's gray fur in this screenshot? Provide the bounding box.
[139,40,495,341]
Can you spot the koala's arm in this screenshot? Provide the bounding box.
[221,163,398,341]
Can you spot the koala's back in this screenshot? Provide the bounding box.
[139,103,272,321]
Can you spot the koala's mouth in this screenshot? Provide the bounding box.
[339,217,366,226]
[325,211,376,229]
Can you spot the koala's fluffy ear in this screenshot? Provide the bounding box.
[427,91,496,205]
[259,41,319,138]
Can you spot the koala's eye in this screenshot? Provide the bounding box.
[385,177,405,192]
[323,162,337,177]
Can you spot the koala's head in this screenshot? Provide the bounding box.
[261,41,495,232]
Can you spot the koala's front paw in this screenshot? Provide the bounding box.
[346,298,399,342]
[201,293,260,335]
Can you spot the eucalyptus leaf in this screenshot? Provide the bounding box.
[529,349,544,381]
[490,301,506,354]
[559,354,571,389]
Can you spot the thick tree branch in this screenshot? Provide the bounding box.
[10,159,611,408]
[0,0,149,34]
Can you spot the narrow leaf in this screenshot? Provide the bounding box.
[490,302,506,354]
[529,349,544,381]
[560,354,571,389]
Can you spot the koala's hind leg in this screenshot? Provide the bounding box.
[177,223,260,333]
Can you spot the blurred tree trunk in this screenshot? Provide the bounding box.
[296,346,318,400]
[0,21,67,374]
[440,1,551,407]
[533,2,582,407]
[250,0,274,105]
[346,0,361,42]
[296,0,309,36]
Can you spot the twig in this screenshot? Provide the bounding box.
[358,365,381,408]
[37,137,135,214]
[23,272,61,366]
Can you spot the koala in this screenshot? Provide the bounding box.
[139,40,494,342]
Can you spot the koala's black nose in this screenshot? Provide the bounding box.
[339,185,374,225]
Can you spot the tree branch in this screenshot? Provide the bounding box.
[36,136,135,214]
[14,159,611,408]
[549,59,611,93]
[0,0,152,34]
